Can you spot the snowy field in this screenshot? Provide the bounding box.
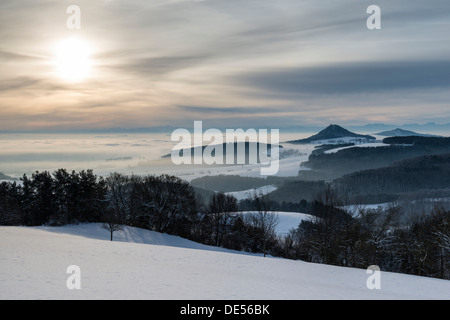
[236,211,314,236]
[1,224,449,300]
[324,142,389,154]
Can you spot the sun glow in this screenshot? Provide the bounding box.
[55,37,91,81]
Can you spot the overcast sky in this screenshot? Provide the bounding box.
[1,0,449,130]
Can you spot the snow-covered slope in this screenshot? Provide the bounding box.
[1,224,449,300]
[33,223,233,253]
[225,185,278,200]
[324,142,389,154]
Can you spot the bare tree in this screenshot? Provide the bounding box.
[101,205,122,241]
[208,192,238,247]
[103,172,128,241]
[102,219,122,241]
[430,206,450,278]
[247,192,278,257]
[105,172,130,223]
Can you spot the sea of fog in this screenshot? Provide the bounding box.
[0,132,314,181]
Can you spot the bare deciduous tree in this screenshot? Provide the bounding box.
[102,219,122,241]
[247,192,278,257]
[208,192,238,247]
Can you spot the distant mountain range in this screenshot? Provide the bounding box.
[374,128,441,137]
[287,124,376,144]
[1,122,449,134]
[346,122,450,134]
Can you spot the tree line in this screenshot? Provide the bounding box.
[0,169,279,256]
[1,169,448,279]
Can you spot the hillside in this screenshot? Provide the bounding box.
[374,128,439,137]
[288,124,375,144]
[383,136,450,146]
[162,141,282,164]
[190,175,270,193]
[333,153,450,202]
[1,224,449,300]
[300,136,450,180]
[267,153,450,204]
[264,179,328,203]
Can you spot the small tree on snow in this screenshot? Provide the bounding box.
[248,192,278,257]
[101,206,122,241]
[102,220,122,241]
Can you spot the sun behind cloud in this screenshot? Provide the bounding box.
[54,37,92,81]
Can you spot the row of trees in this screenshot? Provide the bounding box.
[0,170,279,256]
[0,169,106,226]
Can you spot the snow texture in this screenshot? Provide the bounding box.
[1,224,449,300]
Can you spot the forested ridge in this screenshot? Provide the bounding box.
[333,153,450,202]
[0,170,281,256]
[302,136,450,179]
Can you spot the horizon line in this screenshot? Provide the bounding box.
[1,122,450,134]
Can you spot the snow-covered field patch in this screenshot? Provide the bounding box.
[225,185,278,201]
[237,211,314,236]
[324,142,389,154]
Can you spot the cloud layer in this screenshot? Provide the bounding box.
[1,0,450,130]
